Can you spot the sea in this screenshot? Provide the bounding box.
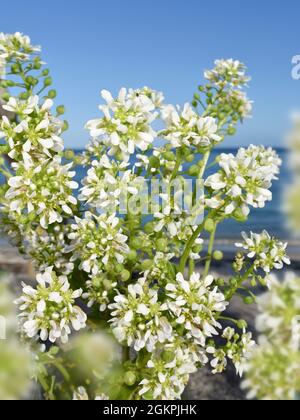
[0,148,293,242]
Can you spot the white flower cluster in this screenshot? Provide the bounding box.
[138,347,197,400]
[165,273,228,346]
[68,212,129,275]
[109,275,173,352]
[160,104,221,148]
[3,157,78,229]
[204,59,251,88]
[85,88,160,161]
[23,224,74,275]
[0,96,64,163]
[242,341,300,400]
[235,230,290,274]
[205,145,282,217]
[222,90,253,120]
[243,272,300,400]
[16,267,87,344]
[0,32,40,63]
[256,272,300,341]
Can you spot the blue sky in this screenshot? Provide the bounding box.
[1,0,300,148]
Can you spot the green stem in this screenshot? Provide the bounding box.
[198,150,211,179]
[225,266,254,301]
[188,258,195,277]
[170,150,181,182]
[203,223,217,277]
[179,222,204,273]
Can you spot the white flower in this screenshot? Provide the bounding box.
[205,145,282,216]
[3,157,78,229]
[204,59,250,88]
[109,275,172,352]
[161,103,221,148]
[0,96,64,163]
[68,212,129,275]
[85,88,158,161]
[16,267,87,344]
[165,272,228,347]
[235,230,291,273]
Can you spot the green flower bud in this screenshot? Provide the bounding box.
[144,222,154,234]
[127,250,137,262]
[103,279,113,290]
[164,151,176,162]
[42,69,50,76]
[25,76,36,86]
[149,156,160,168]
[124,371,137,387]
[230,278,238,287]
[156,238,168,252]
[204,218,215,233]
[62,120,69,132]
[33,61,42,70]
[162,350,175,363]
[244,296,255,305]
[233,208,248,222]
[237,319,248,330]
[213,250,224,261]
[141,259,152,271]
[227,126,236,136]
[1,92,10,101]
[92,277,102,288]
[64,149,75,160]
[19,92,30,100]
[56,105,65,115]
[48,89,57,99]
[192,244,203,254]
[11,64,19,74]
[216,278,225,287]
[186,154,194,163]
[192,100,198,108]
[130,237,142,249]
[44,77,52,87]
[115,264,123,273]
[193,93,200,101]
[121,270,131,282]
